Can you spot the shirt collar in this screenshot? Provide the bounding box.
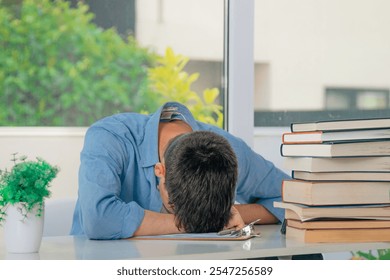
[140,102,199,167]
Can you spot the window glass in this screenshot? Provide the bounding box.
[0,0,224,127]
[326,88,390,110]
[254,0,390,126]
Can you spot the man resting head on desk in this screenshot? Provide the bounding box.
[70,102,290,239]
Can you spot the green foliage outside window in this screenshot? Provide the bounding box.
[0,0,223,127]
[0,0,157,125]
[147,47,223,128]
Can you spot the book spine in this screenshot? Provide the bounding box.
[282,131,323,144]
[280,143,285,157]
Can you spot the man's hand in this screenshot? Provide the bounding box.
[224,205,245,230]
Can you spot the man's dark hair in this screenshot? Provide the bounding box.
[164,130,238,233]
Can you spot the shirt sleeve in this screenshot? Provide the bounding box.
[77,126,145,239]
[231,137,291,222]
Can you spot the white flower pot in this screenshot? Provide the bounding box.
[3,203,44,253]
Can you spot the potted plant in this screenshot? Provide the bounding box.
[0,153,59,253]
[352,249,390,260]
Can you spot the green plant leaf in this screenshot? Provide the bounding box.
[147,47,224,127]
[0,155,59,223]
[203,88,219,104]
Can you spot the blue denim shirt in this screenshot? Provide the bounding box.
[70,102,290,239]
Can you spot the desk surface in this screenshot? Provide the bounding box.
[1,225,390,260]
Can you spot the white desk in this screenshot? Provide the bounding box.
[1,225,389,260]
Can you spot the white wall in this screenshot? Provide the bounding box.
[0,127,86,200]
[253,127,288,172]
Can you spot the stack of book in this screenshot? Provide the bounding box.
[274,118,390,243]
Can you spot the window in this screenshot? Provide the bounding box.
[326,88,390,110]
[0,0,225,127]
[253,0,390,127]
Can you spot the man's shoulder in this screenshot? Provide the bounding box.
[204,125,247,145]
[85,112,151,141]
[91,112,149,128]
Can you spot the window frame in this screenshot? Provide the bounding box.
[224,0,255,147]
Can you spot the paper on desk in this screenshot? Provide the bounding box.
[129,232,260,241]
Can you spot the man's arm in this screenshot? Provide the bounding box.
[133,210,183,236]
[235,204,279,224]
[136,206,247,236]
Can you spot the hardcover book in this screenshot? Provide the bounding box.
[281,180,390,205]
[286,225,390,243]
[292,170,390,182]
[274,201,390,221]
[286,218,390,230]
[283,156,390,172]
[291,118,390,133]
[280,140,390,157]
[282,128,390,144]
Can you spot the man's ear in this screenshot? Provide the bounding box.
[154,162,165,178]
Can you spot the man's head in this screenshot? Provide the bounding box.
[155,130,238,233]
